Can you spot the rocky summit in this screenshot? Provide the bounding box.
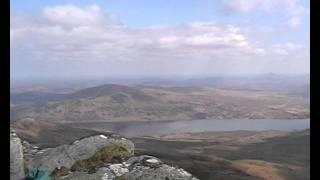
[10,129,199,180]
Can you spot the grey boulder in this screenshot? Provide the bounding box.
[25,134,134,175]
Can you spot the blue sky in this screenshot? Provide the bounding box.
[11,0,309,32]
[10,0,310,79]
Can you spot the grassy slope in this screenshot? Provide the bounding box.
[132,130,309,180]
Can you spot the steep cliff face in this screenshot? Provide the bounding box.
[10,130,199,180]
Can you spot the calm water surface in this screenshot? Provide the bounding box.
[67,119,310,137]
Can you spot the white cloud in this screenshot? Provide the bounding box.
[222,0,309,29]
[274,49,289,56]
[275,42,303,49]
[272,42,305,56]
[223,0,262,14]
[227,25,241,33]
[43,5,102,26]
[158,36,179,47]
[287,16,302,29]
[185,34,223,46]
[223,0,308,16]
[254,48,266,56]
[11,4,309,77]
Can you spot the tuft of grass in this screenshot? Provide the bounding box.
[115,175,127,180]
[70,143,133,172]
[51,166,70,177]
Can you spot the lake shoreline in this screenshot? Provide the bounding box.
[59,118,310,124]
[64,119,310,138]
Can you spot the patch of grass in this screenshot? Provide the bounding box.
[70,143,133,172]
[115,175,127,180]
[51,166,70,177]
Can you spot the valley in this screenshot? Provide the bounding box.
[10,77,310,180]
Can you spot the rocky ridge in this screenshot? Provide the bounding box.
[10,129,199,180]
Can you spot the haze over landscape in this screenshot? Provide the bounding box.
[10,0,310,180]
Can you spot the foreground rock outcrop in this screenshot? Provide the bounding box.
[59,155,198,180]
[24,134,134,175]
[10,130,199,180]
[10,129,25,180]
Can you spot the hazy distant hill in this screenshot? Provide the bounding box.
[11,84,154,106]
[10,92,66,106]
[11,74,310,96]
[11,83,309,123]
[141,74,310,97]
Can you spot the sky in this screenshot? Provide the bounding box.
[10,0,310,79]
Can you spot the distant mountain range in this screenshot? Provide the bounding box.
[11,74,310,97]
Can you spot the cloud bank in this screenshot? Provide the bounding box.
[11,4,309,78]
[222,0,309,29]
